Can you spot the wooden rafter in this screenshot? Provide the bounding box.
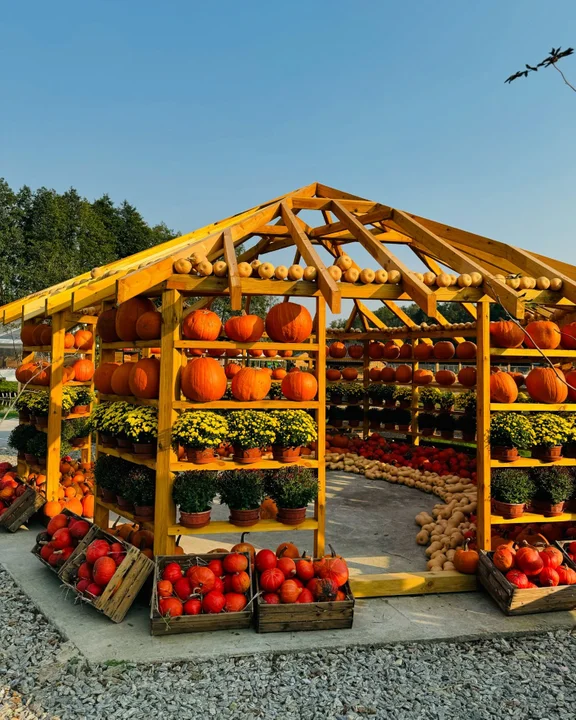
[309,207,392,238]
[355,300,386,330]
[223,228,242,311]
[345,304,359,332]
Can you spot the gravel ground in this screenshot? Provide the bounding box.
[1,564,576,720]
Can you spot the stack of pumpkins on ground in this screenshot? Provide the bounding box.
[325,450,477,572]
[94,298,319,403]
[16,326,95,386]
[489,320,576,404]
[27,458,95,519]
[108,521,156,559]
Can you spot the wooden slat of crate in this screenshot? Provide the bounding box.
[478,550,576,616]
[0,480,45,532]
[150,553,253,636]
[31,510,88,574]
[59,524,154,623]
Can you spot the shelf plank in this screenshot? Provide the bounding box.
[491,348,576,359]
[169,517,319,535]
[490,403,576,411]
[96,445,156,469]
[175,340,319,351]
[100,340,161,349]
[23,346,94,354]
[490,457,576,467]
[173,400,320,410]
[97,393,159,406]
[492,512,576,525]
[95,498,155,531]
[171,457,319,471]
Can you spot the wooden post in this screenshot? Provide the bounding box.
[46,311,65,502]
[314,296,327,557]
[154,288,182,556]
[412,340,420,446]
[476,301,491,551]
[362,340,369,439]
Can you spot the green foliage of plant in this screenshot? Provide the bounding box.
[0,379,17,392]
[61,388,76,413]
[227,411,278,450]
[489,412,535,449]
[491,469,535,505]
[8,423,38,452]
[437,391,455,411]
[15,394,32,411]
[123,405,158,443]
[455,390,477,414]
[94,454,133,492]
[528,413,571,448]
[344,382,364,402]
[72,387,95,406]
[380,384,396,401]
[328,382,343,400]
[67,417,93,439]
[328,406,345,423]
[268,382,283,400]
[436,412,456,432]
[395,408,412,426]
[367,383,385,400]
[269,410,317,447]
[265,466,318,509]
[218,470,266,510]
[531,467,574,504]
[27,390,49,416]
[173,471,219,513]
[456,414,477,434]
[417,413,436,430]
[121,465,156,506]
[26,432,47,457]
[172,411,228,450]
[393,386,412,403]
[368,407,383,423]
[419,386,442,406]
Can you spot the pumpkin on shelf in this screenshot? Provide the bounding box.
[110,362,135,395]
[565,370,576,402]
[413,343,433,361]
[20,322,38,346]
[524,320,561,350]
[328,342,347,359]
[73,359,95,382]
[458,367,477,387]
[281,370,318,401]
[135,311,162,340]
[231,367,271,401]
[265,302,312,343]
[224,314,265,343]
[380,367,396,382]
[64,333,75,348]
[347,344,364,359]
[96,308,119,342]
[489,371,519,403]
[93,362,121,394]
[413,369,434,385]
[435,370,456,386]
[224,363,242,379]
[383,342,400,360]
[182,309,222,341]
[399,343,412,359]
[395,365,412,384]
[272,368,287,380]
[560,322,576,350]
[368,368,381,381]
[129,357,161,399]
[115,297,156,341]
[525,367,568,404]
[181,357,227,402]
[263,348,278,358]
[74,329,93,350]
[368,342,384,360]
[326,369,341,381]
[455,341,477,359]
[433,341,455,360]
[489,320,525,348]
[341,367,358,381]
[509,371,526,388]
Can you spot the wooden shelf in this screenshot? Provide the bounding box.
[327,329,477,341]
[95,498,154,531]
[96,445,156,469]
[65,412,91,420]
[168,517,319,536]
[97,394,158,406]
[67,380,93,386]
[173,400,320,410]
[490,457,576,467]
[491,512,576,525]
[23,346,94,354]
[490,348,576,359]
[175,340,319,351]
[490,403,576,411]
[171,457,319,471]
[100,340,160,349]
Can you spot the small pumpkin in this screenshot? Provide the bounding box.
[231,367,271,401]
[181,357,227,402]
[272,368,287,380]
[326,369,341,381]
[347,344,364,359]
[453,542,479,574]
[489,372,519,403]
[74,329,93,350]
[565,370,576,402]
[509,371,525,388]
[383,342,400,360]
[525,367,568,404]
[368,368,381,381]
[368,342,384,359]
[560,322,576,350]
[182,309,222,341]
[524,320,561,350]
[413,369,434,385]
[73,359,95,382]
[341,367,358,381]
[399,343,412,359]
[380,367,396,382]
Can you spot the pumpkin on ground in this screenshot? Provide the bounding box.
[136,311,162,340]
[281,371,318,401]
[182,309,222,341]
[94,363,121,394]
[110,362,135,395]
[328,342,347,359]
[458,367,477,387]
[489,372,519,403]
[265,302,313,343]
[453,544,479,574]
[129,357,161,399]
[525,367,568,404]
[231,367,271,401]
[225,314,264,342]
[96,308,119,342]
[115,297,156,341]
[181,357,227,402]
[524,321,561,350]
[489,321,524,348]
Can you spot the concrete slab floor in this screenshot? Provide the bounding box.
[0,471,575,663]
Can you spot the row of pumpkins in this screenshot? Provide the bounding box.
[20,325,95,350]
[16,357,95,387]
[328,339,477,361]
[490,319,576,350]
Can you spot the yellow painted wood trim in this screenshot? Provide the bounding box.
[46,311,65,502]
[476,301,491,552]
[349,571,477,597]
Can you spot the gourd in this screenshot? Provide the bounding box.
[536,276,550,290]
[213,260,227,277]
[435,273,452,287]
[343,268,359,283]
[258,263,275,279]
[335,255,353,270]
[374,269,388,284]
[288,265,304,281]
[360,268,375,284]
[387,270,401,284]
[237,262,252,278]
[457,274,472,287]
[196,260,213,276]
[173,258,192,274]
[327,265,342,281]
[469,272,483,287]
[422,272,436,286]
[303,266,317,281]
[274,265,288,280]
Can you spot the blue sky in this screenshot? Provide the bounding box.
[2,0,575,289]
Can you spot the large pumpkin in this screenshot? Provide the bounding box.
[31,324,46,346]
[560,322,576,350]
[182,309,222,341]
[326,369,341,381]
[399,343,412,359]
[110,362,135,395]
[395,365,413,383]
[224,314,264,343]
[456,341,477,359]
[368,368,381,381]
[565,370,576,401]
[524,321,561,350]
[347,344,364,359]
[96,308,119,342]
[413,343,433,360]
[281,371,318,401]
[328,342,346,359]
[489,321,524,348]
[265,302,313,343]
[181,357,227,402]
[489,372,519,403]
[433,341,455,360]
[231,367,271,401]
[525,367,568,404]
[16,362,36,383]
[115,297,156,341]
[380,367,396,382]
[93,363,120,394]
[20,323,38,346]
[129,357,161,399]
[31,362,50,386]
[413,369,434,385]
[73,359,95,382]
[435,370,456,386]
[136,311,162,340]
[74,329,93,350]
[368,342,384,359]
[41,326,53,346]
[341,367,358,381]
[458,367,477,387]
[383,342,400,360]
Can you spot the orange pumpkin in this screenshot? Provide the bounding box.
[20,322,38,346]
[260,497,278,520]
[182,309,222,341]
[40,325,53,346]
[73,359,95,382]
[453,543,479,574]
[489,320,524,348]
[525,367,568,404]
[368,368,381,381]
[129,357,160,399]
[455,341,477,359]
[383,342,400,360]
[225,362,242,379]
[560,322,576,350]
[458,367,477,387]
[413,369,434,385]
[380,367,396,382]
[433,341,455,360]
[43,500,62,518]
[63,365,76,384]
[110,362,135,395]
[115,297,156,341]
[136,311,162,340]
[524,320,561,350]
[414,343,433,360]
[224,314,265,342]
[74,329,93,350]
[326,369,341,381]
[96,307,119,342]
[263,348,278,358]
[347,344,364,359]
[248,349,263,357]
[395,365,412,383]
[265,302,312,343]
[279,350,293,358]
[64,333,75,348]
[399,343,412,359]
[489,372,519,403]
[231,367,271,401]
[565,370,576,401]
[368,342,384,359]
[328,342,347,359]
[16,362,35,383]
[272,368,287,380]
[32,324,47,346]
[62,497,83,516]
[341,367,358,381]
[181,357,227,402]
[281,371,318,401]
[509,371,526,388]
[435,370,456,386]
[276,542,300,559]
[93,362,121,394]
[34,362,51,386]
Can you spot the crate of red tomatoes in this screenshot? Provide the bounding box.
[0,472,45,532]
[255,542,354,633]
[59,523,154,623]
[478,540,576,616]
[150,552,254,635]
[31,509,90,574]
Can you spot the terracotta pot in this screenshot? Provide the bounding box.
[422,402,435,411]
[232,446,262,464]
[492,499,525,519]
[29,415,37,424]
[277,506,307,526]
[229,508,260,526]
[180,509,211,528]
[185,447,216,464]
[491,446,518,462]
[420,428,435,437]
[102,488,116,503]
[272,445,302,463]
[35,416,48,428]
[117,436,132,449]
[134,505,155,521]
[133,442,155,458]
[73,404,91,414]
[532,445,563,462]
[530,498,565,517]
[563,443,576,459]
[116,495,134,511]
[462,432,476,442]
[24,453,37,465]
[440,431,453,439]
[100,433,117,447]
[18,411,30,422]
[71,436,89,448]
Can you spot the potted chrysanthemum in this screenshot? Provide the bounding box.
[530,466,574,517]
[528,413,571,462]
[94,454,131,502]
[171,411,228,464]
[265,466,318,525]
[123,465,156,521]
[227,410,278,463]
[419,386,441,411]
[269,410,317,462]
[173,470,219,528]
[123,405,158,457]
[218,469,266,526]
[489,412,535,462]
[491,468,535,519]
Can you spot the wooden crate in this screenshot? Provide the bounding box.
[150,553,254,636]
[0,478,45,533]
[59,524,154,623]
[255,576,355,633]
[30,509,86,574]
[478,549,576,616]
